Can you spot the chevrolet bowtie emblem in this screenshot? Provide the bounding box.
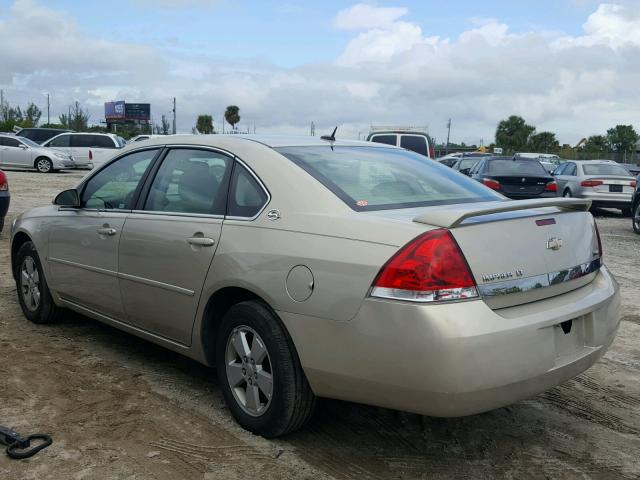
[546,237,563,251]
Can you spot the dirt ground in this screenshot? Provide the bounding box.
[1,169,639,480]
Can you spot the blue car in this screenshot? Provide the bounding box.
[0,169,9,233]
[633,174,640,234]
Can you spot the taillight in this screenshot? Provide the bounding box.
[594,221,603,258]
[482,178,501,190]
[631,180,637,188]
[370,229,478,302]
[89,150,93,160]
[545,181,557,192]
[581,179,603,187]
[0,171,7,191]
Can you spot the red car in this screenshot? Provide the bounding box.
[0,169,9,233]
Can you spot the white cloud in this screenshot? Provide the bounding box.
[334,3,408,30]
[1,1,640,145]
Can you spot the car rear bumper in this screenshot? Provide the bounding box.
[579,191,632,208]
[280,266,620,417]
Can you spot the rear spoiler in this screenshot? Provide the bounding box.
[413,198,592,229]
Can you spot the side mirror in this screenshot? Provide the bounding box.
[460,168,470,175]
[19,144,28,150]
[54,189,80,207]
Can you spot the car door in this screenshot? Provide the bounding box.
[561,163,577,194]
[69,134,95,165]
[117,147,234,345]
[48,148,160,320]
[45,133,72,157]
[1,136,30,167]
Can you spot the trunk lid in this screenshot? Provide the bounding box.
[583,175,635,195]
[411,198,599,309]
[490,175,551,196]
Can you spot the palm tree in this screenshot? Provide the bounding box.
[224,105,240,131]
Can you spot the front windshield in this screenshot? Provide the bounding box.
[277,146,502,211]
[17,136,41,148]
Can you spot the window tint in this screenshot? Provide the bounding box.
[400,135,428,156]
[228,163,268,218]
[370,135,396,146]
[487,159,548,175]
[71,135,95,148]
[553,163,566,175]
[2,137,21,148]
[582,164,629,176]
[94,135,116,148]
[48,134,70,148]
[82,149,158,209]
[277,146,500,211]
[144,148,231,215]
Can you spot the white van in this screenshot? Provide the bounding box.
[43,133,125,169]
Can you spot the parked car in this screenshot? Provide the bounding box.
[517,153,562,166]
[553,160,636,215]
[439,152,491,168]
[451,156,481,176]
[470,156,558,199]
[16,127,72,145]
[0,169,9,232]
[367,128,435,158]
[620,163,640,177]
[632,174,640,234]
[43,132,126,169]
[129,134,163,143]
[0,134,75,172]
[11,135,620,437]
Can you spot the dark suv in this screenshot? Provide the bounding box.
[17,128,72,145]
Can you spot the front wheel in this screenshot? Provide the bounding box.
[633,202,640,234]
[35,157,53,173]
[216,301,316,437]
[15,241,61,324]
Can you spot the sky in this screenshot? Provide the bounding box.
[1,0,640,144]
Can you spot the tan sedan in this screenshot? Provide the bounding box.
[10,135,620,437]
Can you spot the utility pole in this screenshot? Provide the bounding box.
[172,97,176,134]
[445,118,451,154]
[0,89,3,117]
[222,115,225,134]
[46,93,50,125]
[310,121,315,136]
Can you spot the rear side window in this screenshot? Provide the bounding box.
[94,135,116,148]
[276,146,500,211]
[144,148,232,215]
[71,135,94,148]
[370,135,396,146]
[227,163,269,218]
[48,134,70,148]
[487,159,548,175]
[582,164,629,176]
[400,135,428,156]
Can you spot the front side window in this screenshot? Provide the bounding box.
[94,135,116,148]
[566,163,577,176]
[2,137,21,148]
[71,135,95,148]
[82,149,159,209]
[277,146,501,211]
[228,163,269,218]
[144,148,231,215]
[400,135,428,156]
[48,134,70,148]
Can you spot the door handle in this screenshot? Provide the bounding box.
[187,237,215,247]
[97,227,117,236]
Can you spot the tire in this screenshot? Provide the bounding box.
[15,241,61,324]
[633,202,640,235]
[0,216,4,233]
[216,300,316,437]
[35,157,53,173]
[621,207,632,217]
[563,189,572,198]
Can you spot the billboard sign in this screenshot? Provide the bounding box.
[124,103,151,121]
[105,100,125,120]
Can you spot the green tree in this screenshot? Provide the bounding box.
[224,105,240,131]
[495,115,535,153]
[196,114,214,134]
[59,101,89,131]
[582,135,609,155]
[23,102,42,127]
[606,125,639,160]
[527,131,559,153]
[156,114,171,135]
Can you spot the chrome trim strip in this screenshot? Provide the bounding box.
[478,258,601,298]
[49,257,117,277]
[118,272,195,296]
[129,210,225,220]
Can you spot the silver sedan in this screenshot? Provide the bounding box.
[0,134,75,172]
[553,160,636,215]
[10,135,620,437]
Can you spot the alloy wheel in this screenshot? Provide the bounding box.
[36,158,52,173]
[225,325,273,417]
[20,256,41,311]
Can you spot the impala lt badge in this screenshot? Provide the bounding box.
[547,237,563,251]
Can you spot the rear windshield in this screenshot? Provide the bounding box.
[276,146,501,211]
[487,159,548,175]
[582,164,629,176]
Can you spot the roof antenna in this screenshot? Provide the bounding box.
[321,126,338,142]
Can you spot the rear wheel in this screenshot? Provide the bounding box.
[35,157,53,173]
[216,301,316,437]
[563,189,572,198]
[15,241,61,324]
[633,202,640,234]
